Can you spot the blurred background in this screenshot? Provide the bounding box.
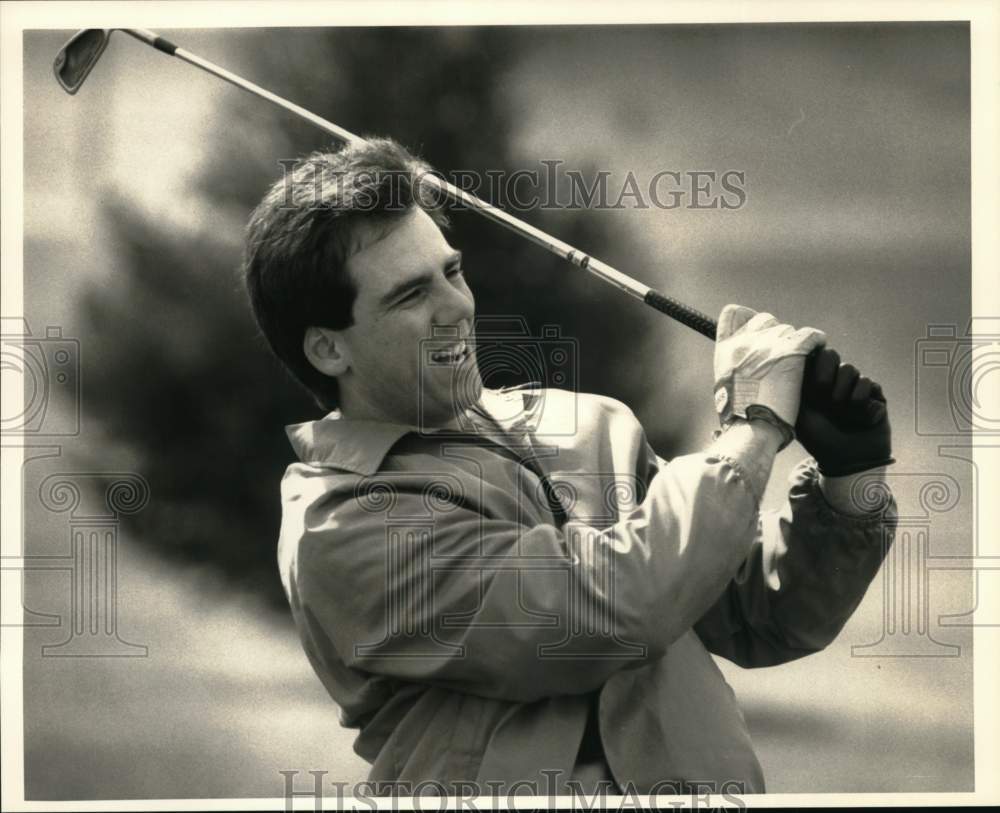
[16,22,976,798]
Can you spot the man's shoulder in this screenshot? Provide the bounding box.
[505,384,640,437]
[499,382,636,412]
[277,460,426,595]
[279,459,443,517]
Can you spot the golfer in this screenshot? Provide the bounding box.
[243,139,896,796]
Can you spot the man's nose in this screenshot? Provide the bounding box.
[435,277,475,325]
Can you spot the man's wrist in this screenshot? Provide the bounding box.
[817,465,890,517]
[721,417,785,455]
[715,378,795,452]
[709,418,782,503]
[743,405,794,451]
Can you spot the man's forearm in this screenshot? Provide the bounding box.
[707,420,890,515]
[708,417,784,502]
[692,456,896,667]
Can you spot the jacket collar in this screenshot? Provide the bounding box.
[285,385,542,476]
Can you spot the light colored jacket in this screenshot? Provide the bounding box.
[278,387,895,794]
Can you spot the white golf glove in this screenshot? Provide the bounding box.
[713,304,827,449]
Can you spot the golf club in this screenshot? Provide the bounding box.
[53,27,717,339]
[52,27,887,428]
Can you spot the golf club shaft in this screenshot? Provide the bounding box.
[122,28,718,340]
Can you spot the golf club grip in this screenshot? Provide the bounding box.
[643,289,718,339]
[641,292,885,428]
[152,36,178,56]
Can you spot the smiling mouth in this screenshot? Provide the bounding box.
[429,339,473,365]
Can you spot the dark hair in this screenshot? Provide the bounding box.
[242,137,448,410]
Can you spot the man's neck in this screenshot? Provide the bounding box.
[336,396,471,433]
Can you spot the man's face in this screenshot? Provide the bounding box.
[335,207,482,427]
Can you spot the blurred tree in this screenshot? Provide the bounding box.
[78,27,690,610]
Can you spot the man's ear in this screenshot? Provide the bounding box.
[303,326,351,377]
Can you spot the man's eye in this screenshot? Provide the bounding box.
[447,266,465,279]
[397,290,424,307]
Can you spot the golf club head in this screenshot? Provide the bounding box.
[53,29,112,95]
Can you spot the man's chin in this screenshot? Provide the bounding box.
[419,367,483,430]
[456,370,484,409]
[448,371,484,422]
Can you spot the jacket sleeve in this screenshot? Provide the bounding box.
[691,457,898,667]
[290,451,763,703]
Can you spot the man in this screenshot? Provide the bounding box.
[243,138,896,797]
